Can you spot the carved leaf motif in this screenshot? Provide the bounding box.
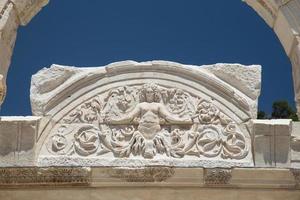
[196,126,222,157]
[47,83,250,161]
[196,100,220,124]
[102,86,138,119]
[63,96,102,123]
[221,123,248,159]
[74,125,100,156]
[165,88,197,117]
[46,125,74,155]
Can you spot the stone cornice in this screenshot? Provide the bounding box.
[0,167,298,189]
[0,167,91,187]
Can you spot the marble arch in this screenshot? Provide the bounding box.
[0,0,300,116]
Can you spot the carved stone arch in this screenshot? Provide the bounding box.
[0,0,49,106]
[0,0,299,117]
[32,61,260,167]
[243,0,300,116]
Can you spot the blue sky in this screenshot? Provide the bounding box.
[0,0,295,115]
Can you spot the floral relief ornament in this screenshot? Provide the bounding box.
[50,83,249,160]
[63,96,102,123]
[47,125,72,155]
[74,125,100,156]
[47,125,102,156]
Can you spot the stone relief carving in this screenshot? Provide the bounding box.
[204,168,232,185]
[0,167,91,185]
[108,167,175,182]
[45,83,249,161]
[63,96,102,124]
[0,1,12,20]
[291,135,300,152]
[291,169,300,186]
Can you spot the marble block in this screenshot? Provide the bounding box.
[253,119,292,168]
[291,122,300,168]
[30,61,261,168]
[0,116,41,167]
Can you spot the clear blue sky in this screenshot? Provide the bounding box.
[0,0,295,115]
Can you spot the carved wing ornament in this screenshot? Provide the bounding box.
[46,83,249,160]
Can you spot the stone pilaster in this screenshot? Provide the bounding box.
[0,116,41,167]
[253,119,292,168]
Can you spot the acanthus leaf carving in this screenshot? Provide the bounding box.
[45,83,249,161]
[74,125,100,156]
[63,96,102,124]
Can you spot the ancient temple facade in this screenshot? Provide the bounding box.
[1,0,300,199]
[0,60,300,199]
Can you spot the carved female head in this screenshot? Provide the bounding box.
[140,83,161,103]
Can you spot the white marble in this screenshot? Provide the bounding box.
[252,119,292,168]
[0,116,41,167]
[244,0,300,116]
[1,0,300,118]
[0,0,49,107]
[30,61,261,168]
[291,121,300,168]
[0,167,299,200]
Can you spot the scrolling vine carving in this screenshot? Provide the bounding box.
[46,83,249,160]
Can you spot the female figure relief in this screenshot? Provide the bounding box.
[107,84,191,137]
[104,83,192,158]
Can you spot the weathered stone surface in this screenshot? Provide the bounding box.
[0,116,41,167]
[291,121,300,168]
[0,1,18,78]
[31,61,261,118]
[1,187,300,200]
[108,167,175,182]
[0,74,5,106]
[11,0,49,25]
[0,167,298,199]
[291,36,300,117]
[1,0,300,119]
[203,63,261,100]
[0,0,49,108]
[243,0,300,117]
[0,167,91,185]
[253,119,292,167]
[0,0,299,196]
[0,1,19,109]
[30,61,260,168]
[243,0,278,27]
[204,168,232,185]
[291,168,300,186]
[1,0,300,120]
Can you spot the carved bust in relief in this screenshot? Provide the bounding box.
[104,83,192,158]
[47,83,249,160]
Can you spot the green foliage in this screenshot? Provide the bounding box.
[257,100,298,121]
[257,111,267,119]
[271,100,298,121]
